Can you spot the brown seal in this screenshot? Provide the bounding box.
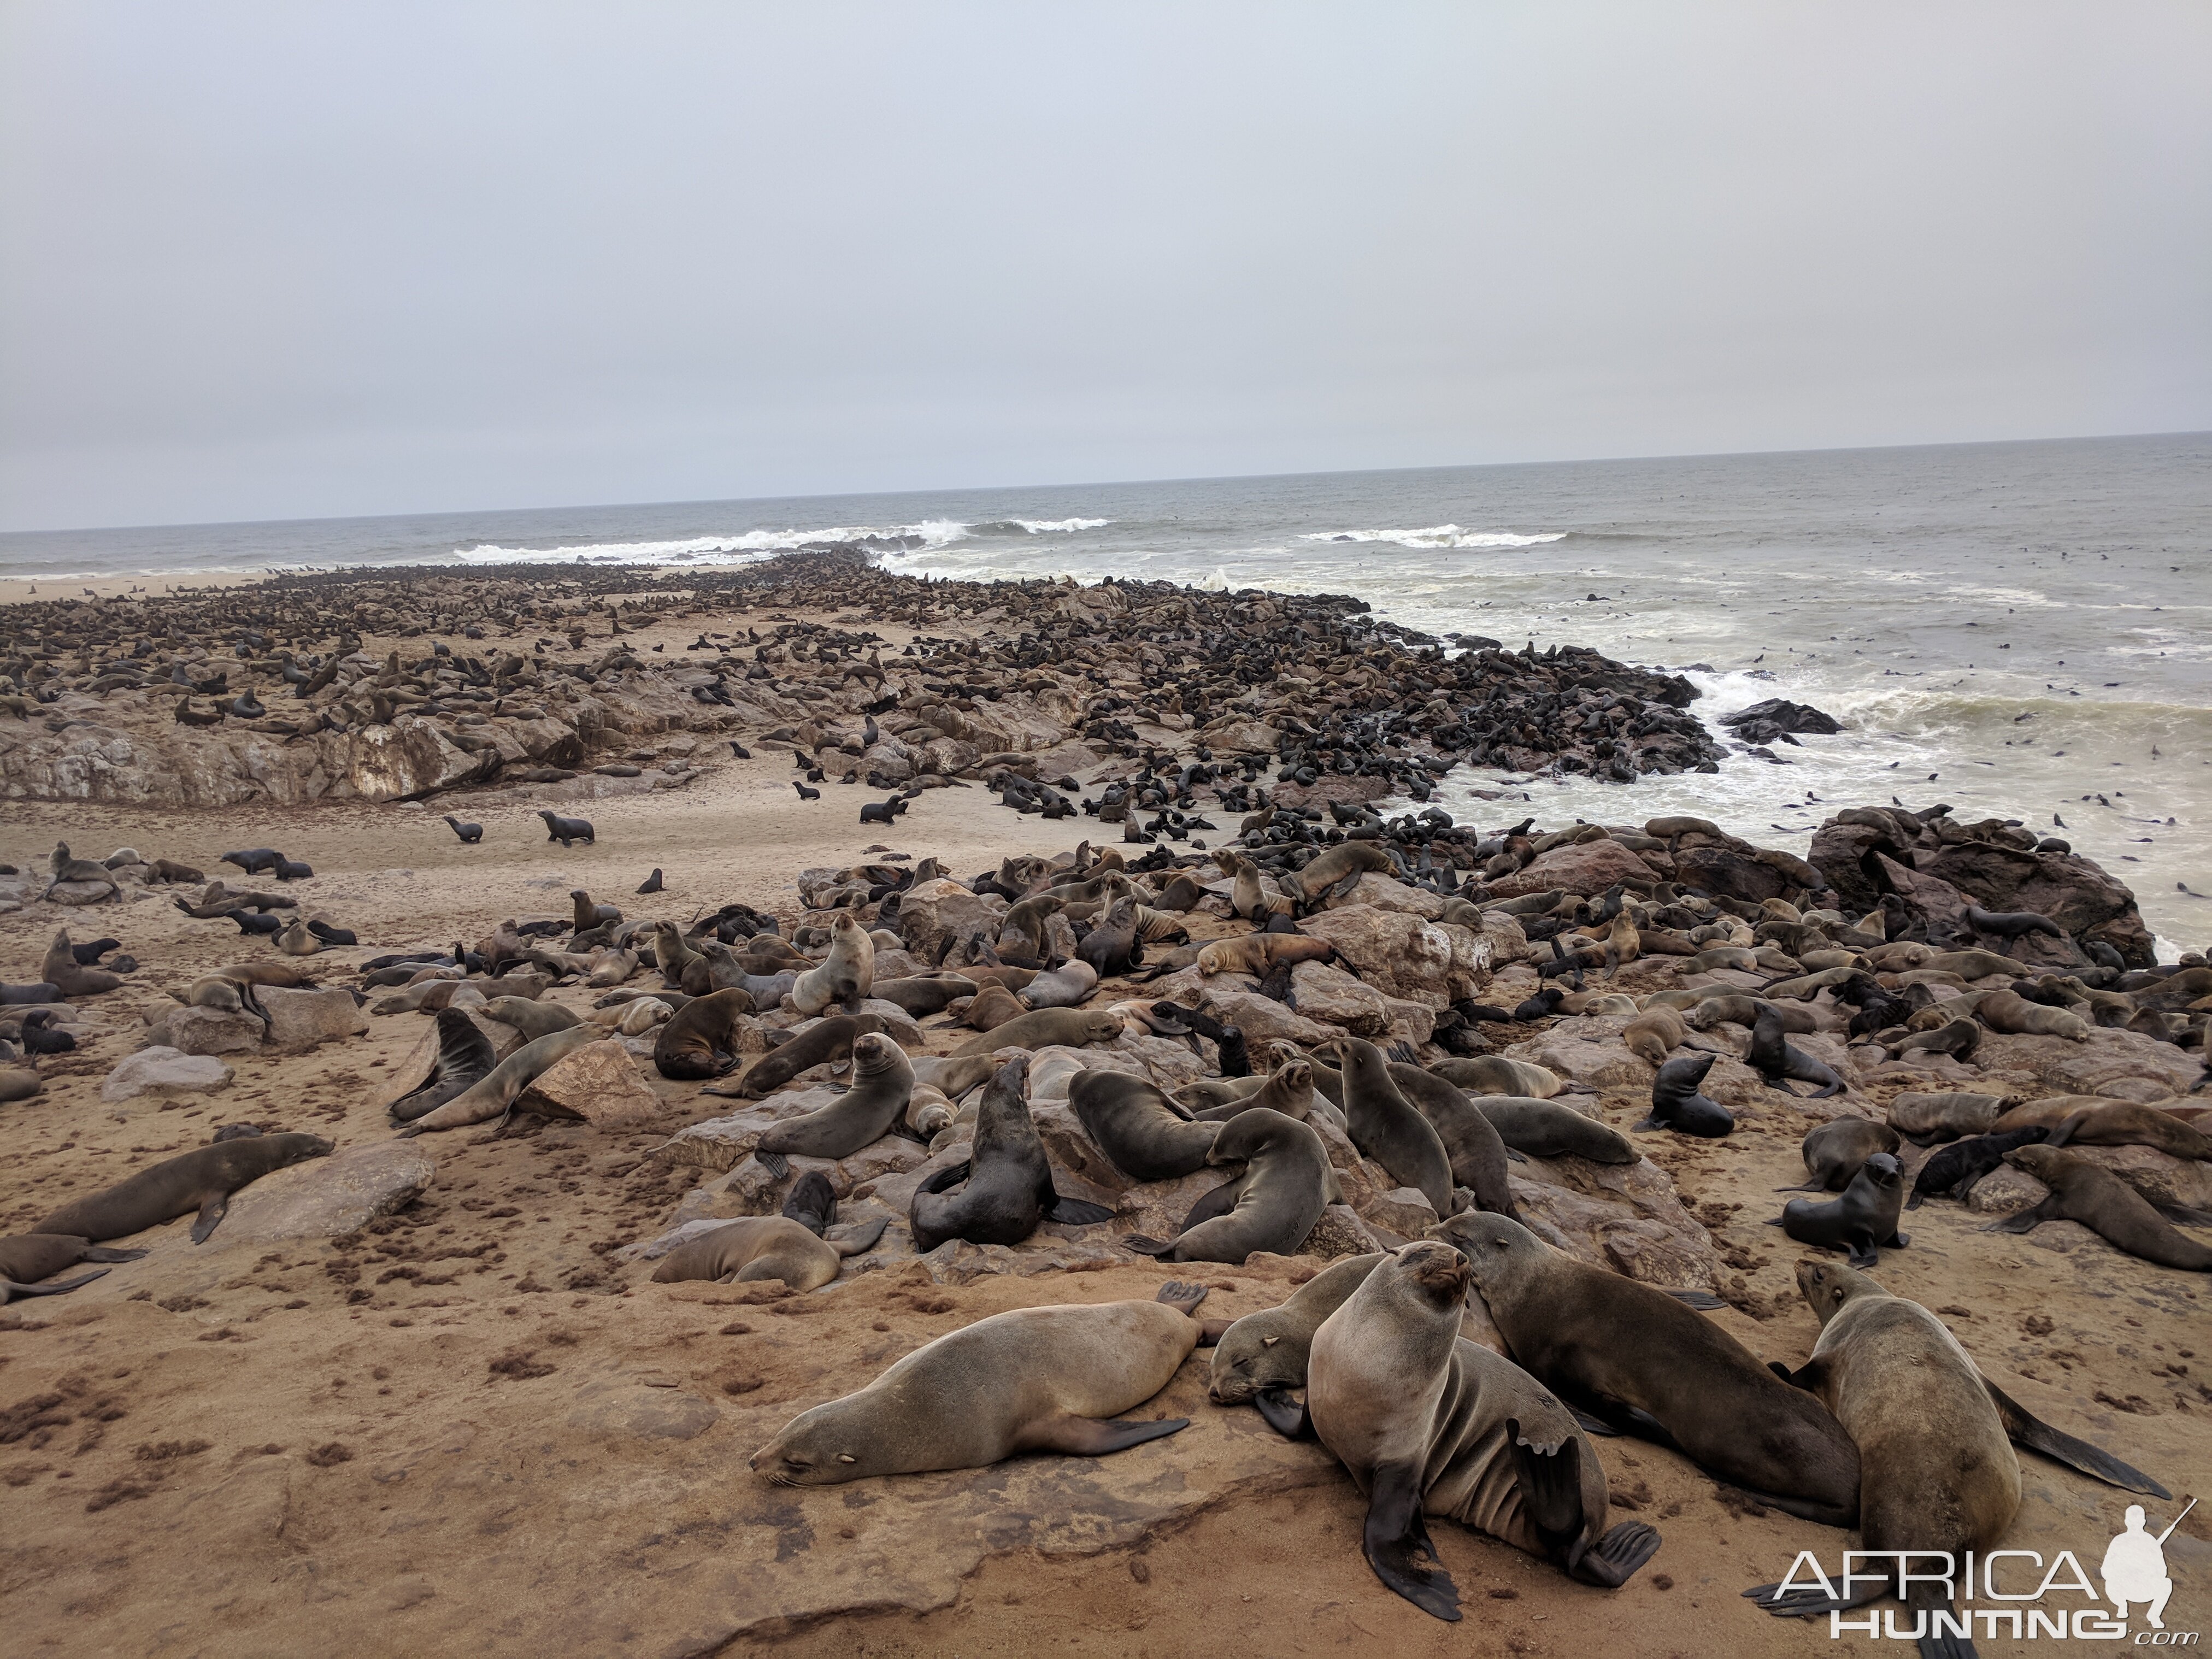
[951,1007,1123,1057]
[34,1132,334,1244]
[1196,933,1337,976]
[750,1281,1211,1484]
[1069,1068,1219,1183]
[756,1034,916,1163]
[1284,842,1400,903]
[1885,1090,2006,1144]
[870,973,979,1017]
[386,1007,499,1122]
[1431,1056,1563,1099]
[1621,1007,1684,1068]
[1781,1116,1901,1192]
[955,983,1027,1031]
[1186,1058,1316,1124]
[401,1026,598,1133]
[650,1214,889,1292]
[1334,1037,1456,1219]
[1986,1146,2212,1270]
[1,1234,148,1304]
[41,930,127,997]
[1385,1063,1517,1219]
[1208,1252,1384,1425]
[1976,987,2090,1042]
[653,987,761,1081]
[909,1056,1115,1251]
[1123,1107,1334,1264]
[731,1015,893,1098]
[1470,1096,1634,1164]
[792,914,875,1016]
[1991,1097,2212,1161]
[1307,1241,1661,1619]
[1431,1213,1860,1525]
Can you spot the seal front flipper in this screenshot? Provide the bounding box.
[1020,1414,1190,1457]
[2043,1110,2087,1150]
[1254,1386,1313,1439]
[1662,1288,1727,1310]
[1573,1521,1661,1589]
[1506,1416,1588,1556]
[1981,1198,2053,1235]
[1982,1378,2170,1496]
[1361,1460,1460,1621]
[1176,1178,1244,1234]
[190,1193,229,1244]
[1043,1192,1115,1226]
[1742,1578,1884,1619]
[754,1150,791,1179]
[1844,1240,1880,1269]
[917,1162,972,1196]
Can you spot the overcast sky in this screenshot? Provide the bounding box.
[2,2,2207,532]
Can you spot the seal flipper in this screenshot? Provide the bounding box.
[2154,1201,2212,1227]
[81,1246,148,1263]
[2043,1111,2086,1150]
[1982,1378,2170,1496]
[755,1150,791,1179]
[1120,1234,1176,1258]
[827,1216,890,1256]
[1662,1288,1727,1310]
[1742,1577,1886,1619]
[1361,1460,1460,1622]
[1573,1521,1662,1589]
[916,1162,971,1196]
[1,1269,108,1300]
[1507,1416,1587,1556]
[190,1193,228,1244]
[1981,1198,2054,1235]
[1021,1414,1189,1457]
[1043,1192,1115,1226]
[1567,1407,1621,1437]
[1254,1386,1313,1439]
[1844,1239,1881,1269]
[1176,1178,1244,1234]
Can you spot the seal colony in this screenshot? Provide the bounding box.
[1,551,2205,1654]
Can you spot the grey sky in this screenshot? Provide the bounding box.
[3,1,2208,532]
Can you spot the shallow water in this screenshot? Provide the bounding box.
[3,433,2206,944]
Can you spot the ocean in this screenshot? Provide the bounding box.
[3,433,2207,948]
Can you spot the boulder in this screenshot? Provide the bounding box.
[1301,905,1467,1006]
[1508,1151,1722,1291]
[1924,838,2155,966]
[1484,839,1655,900]
[1672,845,1789,904]
[101,1047,234,1102]
[896,879,1007,962]
[519,1039,663,1128]
[2074,1145,2212,1214]
[257,986,369,1053]
[154,1005,266,1056]
[1287,962,1394,1038]
[1193,987,1343,1050]
[46,879,119,906]
[1809,821,1909,914]
[1874,853,1973,940]
[216,1142,436,1244]
[1327,874,1446,920]
[1298,1203,1383,1260]
[1364,1186,1441,1237]
[660,1090,843,1173]
[1967,1166,2046,1216]
[1964,1028,2205,1104]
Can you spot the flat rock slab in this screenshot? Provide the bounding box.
[217,1142,437,1244]
[258,985,369,1053]
[519,1038,661,1128]
[101,1046,235,1102]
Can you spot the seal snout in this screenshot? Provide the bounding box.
[1401,1240,1472,1302]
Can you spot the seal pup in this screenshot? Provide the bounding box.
[755,1034,915,1166]
[1907,1128,2049,1208]
[791,914,874,1017]
[1986,1146,2212,1270]
[536,809,595,846]
[654,987,760,1081]
[1780,1117,1901,1193]
[750,1281,1211,1485]
[387,1007,498,1122]
[637,867,663,894]
[1123,1107,1333,1263]
[1209,1252,1385,1427]
[780,1170,838,1236]
[442,815,483,843]
[1471,1097,1634,1164]
[1635,1052,1733,1138]
[1307,1242,1661,1619]
[1019,960,1098,1009]
[0,1234,148,1304]
[33,1132,334,1244]
[650,1214,889,1292]
[1772,1152,1909,1268]
[1622,1007,1686,1068]
[1431,1213,1860,1525]
[1748,1007,1847,1098]
[1333,1037,1456,1219]
[1069,1069,1220,1183]
[909,1056,1115,1251]
[1883,1017,1981,1063]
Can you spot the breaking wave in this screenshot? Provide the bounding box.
[1301,525,1568,550]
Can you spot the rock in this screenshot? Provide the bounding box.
[1484,839,1655,900]
[1964,1029,2204,1103]
[1967,1166,2047,1216]
[1874,854,1973,940]
[2073,1145,2212,1212]
[1671,845,1789,904]
[1507,1152,1722,1291]
[1301,905,1472,1006]
[1365,1185,1441,1236]
[565,1381,719,1442]
[45,879,117,906]
[661,1090,843,1173]
[100,1047,234,1102]
[1718,698,1843,743]
[1298,1203,1383,1258]
[519,1039,663,1128]
[1193,987,1342,1050]
[896,879,1007,961]
[1924,837,2155,966]
[155,1005,266,1056]
[1809,820,1909,914]
[217,1142,436,1244]
[1327,874,1446,919]
[257,986,369,1053]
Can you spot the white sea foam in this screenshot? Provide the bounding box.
[1300,525,1567,550]
[1009,517,1110,534]
[450,520,975,566]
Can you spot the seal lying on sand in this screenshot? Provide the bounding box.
[650,1215,889,1292]
[1772,1153,1909,1268]
[1986,1146,2212,1270]
[1,1234,148,1304]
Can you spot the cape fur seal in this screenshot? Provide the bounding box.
[34,1132,334,1244]
[1123,1107,1333,1263]
[1385,1063,1517,1219]
[483,996,583,1041]
[650,1214,889,1292]
[1991,1097,2212,1161]
[1196,933,1336,976]
[756,1034,915,1164]
[1885,1091,2004,1144]
[790,914,874,1017]
[1208,1252,1384,1426]
[1285,842,1400,902]
[1334,1038,1456,1219]
[1750,1261,2166,1635]
[1,1234,148,1304]
[1976,987,2090,1042]
[387,1008,498,1122]
[1470,1096,1634,1164]
[1635,1052,1733,1137]
[1185,1057,1320,1125]
[653,987,759,1080]
[1782,1116,1900,1193]
[536,810,594,846]
[1020,960,1099,1009]
[1068,1069,1219,1183]
[1307,1242,1661,1619]
[750,1281,1210,1485]
[871,973,980,1016]
[40,931,127,997]
[732,1014,892,1098]
[909,1056,1114,1251]
[1431,1213,1860,1525]
[952,1007,1123,1057]
[1772,1152,1909,1268]
[399,1026,597,1133]
[1621,1007,1685,1068]
[1748,1008,1847,1097]
[1907,1128,2049,1207]
[1987,1146,2212,1270]
[1431,1055,1563,1098]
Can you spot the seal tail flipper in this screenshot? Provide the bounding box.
[1807,1082,1846,1099]
[1361,1461,1461,1621]
[1572,1520,1662,1589]
[1195,1317,1235,1347]
[189,1194,228,1244]
[1917,1628,1979,1659]
[1741,1579,1887,1619]
[1254,1387,1313,1439]
[1044,1193,1115,1226]
[2,1269,108,1299]
[1022,1414,1189,1457]
[828,1216,890,1257]
[753,1149,790,1179]
[1120,1234,1176,1258]
[81,1246,149,1263]
[1152,1280,1209,1317]
[1661,1289,1727,1310]
[2153,1202,2212,1226]
[1982,1378,2170,1496]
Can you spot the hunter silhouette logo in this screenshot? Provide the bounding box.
[2105,1501,2193,1631]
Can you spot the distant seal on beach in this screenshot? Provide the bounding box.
[536,810,595,846]
[650,1214,889,1292]
[1470,1096,1633,1164]
[1987,1146,2212,1270]
[1431,1213,1860,1525]
[1885,1091,2004,1144]
[750,1283,1210,1485]
[909,1056,1114,1251]
[1991,1097,2212,1160]
[1123,1107,1333,1263]
[756,1034,914,1163]
[952,1007,1123,1057]
[0,1234,148,1304]
[33,1132,334,1245]
[1772,1152,1908,1268]
[791,914,874,1017]
[1208,1252,1384,1425]
[1307,1241,1661,1619]
[387,1007,499,1122]
[1635,1052,1733,1137]
[654,987,760,1081]
[1907,1127,2050,1208]
[1334,1038,1456,1219]
[1069,1068,1220,1183]
[1782,1117,1900,1193]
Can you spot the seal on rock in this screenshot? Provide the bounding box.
[1431,1213,1860,1526]
[1885,1091,2005,1145]
[750,1281,1210,1484]
[1334,1038,1456,1219]
[1907,1128,2050,1208]
[654,987,760,1080]
[1385,1063,1519,1219]
[1986,1146,2212,1270]
[755,1034,915,1164]
[1781,1117,1901,1193]
[1772,1152,1909,1268]
[1069,1069,1220,1183]
[1991,1097,2212,1161]
[1307,1241,1661,1619]
[1976,987,2090,1042]
[952,1007,1124,1057]
[733,1015,894,1098]
[791,914,874,1017]
[400,1026,598,1133]
[387,1007,499,1122]
[650,1214,889,1292]
[1635,1052,1733,1138]
[1431,1056,1563,1098]
[1123,1107,1334,1263]
[1196,933,1336,976]
[1471,1097,1634,1164]
[909,1056,1115,1251]
[33,1132,334,1244]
